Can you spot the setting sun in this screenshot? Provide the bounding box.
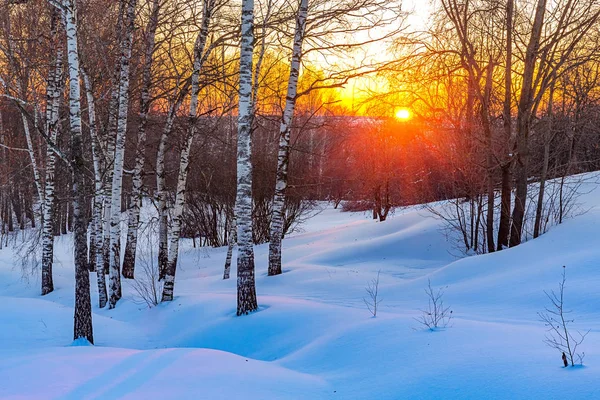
[395,108,411,120]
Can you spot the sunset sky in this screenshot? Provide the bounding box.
[333,0,431,114]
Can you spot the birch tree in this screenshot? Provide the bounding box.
[41,11,63,295]
[156,87,189,281]
[108,0,137,309]
[62,0,93,343]
[236,0,258,315]
[161,0,219,302]
[0,4,63,294]
[267,0,402,273]
[22,0,96,343]
[82,69,107,308]
[268,0,308,276]
[122,0,161,279]
[102,1,126,280]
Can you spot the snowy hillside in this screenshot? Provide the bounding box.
[2,183,600,399]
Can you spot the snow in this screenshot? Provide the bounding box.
[2,180,600,399]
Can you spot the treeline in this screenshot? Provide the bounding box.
[358,0,600,253]
[0,0,400,342]
[3,0,600,344]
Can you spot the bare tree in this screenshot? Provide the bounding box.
[131,217,163,307]
[363,270,382,317]
[415,280,452,330]
[538,266,589,367]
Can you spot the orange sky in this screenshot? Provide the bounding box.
[326,0,431,115]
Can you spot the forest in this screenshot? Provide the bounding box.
[1,0,600,360]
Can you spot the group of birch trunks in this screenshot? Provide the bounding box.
[0,0,399,342]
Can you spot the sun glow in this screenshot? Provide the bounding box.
[395,108,411,120]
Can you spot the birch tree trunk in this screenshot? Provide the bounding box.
[101,0,126,278]
[86,91,100,275]
[161,0,213,302]
[225,0,270,280]
[223,215,236,280]
[122,0,160,279]
[61,0,94,343]
[156,101,179,280]
[108,0,137,309]
[268,0,308,276]
[41,14,63,295]
[156,86,189,281]
[236,0,258,315]
[82,70,107,308]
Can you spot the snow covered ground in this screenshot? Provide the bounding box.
[2,183,600,399]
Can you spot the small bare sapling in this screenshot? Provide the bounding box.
[131,218,163,308]
[364,270,382,317]
[538,266,589,367]
[415,279,452,330]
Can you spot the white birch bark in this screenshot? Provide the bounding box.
[82,70,108,308]
[41,16,63,295]
[81,70,101,257]
[122,0,160,279]
[222,0,270,281]
[108,0,137,309]
[223,215,236,279]
[235,0,258,315]
[268,0,308,276]
[161,0,213,302]
[58,0,94,343]
[102,0,126,282]
[156,103,176,280]
[156,87,189,281]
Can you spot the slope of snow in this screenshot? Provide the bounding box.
[1,180,600,399]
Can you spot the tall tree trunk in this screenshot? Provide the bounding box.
[61,0,93,344]
[268,0,308,276]
[156,106,174,280]
[123,0,160,279]
[236,0,258,315]
[481,59,496,253]
[497,0,513,251]
[41,13,63,295]
[82,70,107,308]
[108,0,137,309]
[509,0,547,247]
[156,89,188,280]
[161,0,213,302]
[102,1,126,277]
